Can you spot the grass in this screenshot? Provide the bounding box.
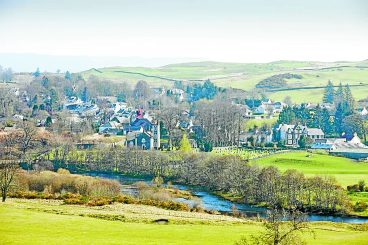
[81,60,368,103]
[1,198,368,244]
[251,151,368,188]
[244,117,278,131]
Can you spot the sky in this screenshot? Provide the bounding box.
[0,0,367,71]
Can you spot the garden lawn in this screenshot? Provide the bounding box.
[1,199,368,245]
[252,151,368,187]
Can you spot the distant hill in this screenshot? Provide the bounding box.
[81,60,368,103]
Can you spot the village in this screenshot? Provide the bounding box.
[1,72,368,160]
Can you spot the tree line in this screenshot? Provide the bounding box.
[43,147,351,214]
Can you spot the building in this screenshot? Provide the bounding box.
[274,124,324,146]
[330,133,368,159]
[126,131,154,150]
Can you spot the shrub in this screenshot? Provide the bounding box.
[64,197,86,205]
[113,195,136,204]
[87,197,113,206]
[89,179,120,198]
[358,180,365,192]
[57,168,71,175]
[354,202,367,212]
[347,184,360,192]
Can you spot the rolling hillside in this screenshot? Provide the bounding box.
[81,60,368,103]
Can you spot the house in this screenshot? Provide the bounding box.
[126,131,154,150]
[64,96,83,111]
[113,102,128,113]
[274,124,324,146]
[360,107,368,116]
[253,100,286,116]
[124,115,160,148]
[240,129,273,146]
[110,115,130,124]
[98,121,122,135]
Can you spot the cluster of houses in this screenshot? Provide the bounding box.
[63,96,161,150]
[238,99,287,119]
[98,105,160,150]
[275,124,368,159]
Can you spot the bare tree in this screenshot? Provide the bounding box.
[18,120,37,155]
[235,208,313,245]
[0,159,19,202]
[158,105,182,149]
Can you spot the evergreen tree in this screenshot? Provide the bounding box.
[65,71,72,81]
[334,82,344,105]
[344,84,355,115]
[49,88,59,110]
[321,108,333,136]
[33,67,41,78]
[311,105,323,128]
[81,87,88,102]
[179,134,192,152]
[41,76,49,88]
[342,114,364,140]
[45,116,52,127]
[334,103,344,136]
[322,80,335,104]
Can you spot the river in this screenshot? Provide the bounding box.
[84,172,368,224]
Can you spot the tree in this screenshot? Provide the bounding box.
[65,71,72,81]
[158,105,182,149]
[235,208,312,245]
[33,67,41,78]
[343,84,355,115]
[133,80,151,106]
[298,135,313,149]
[342,114,365,140]
[45,116,52,127]
[334,82,344,105]
[323,80,335,104]
[321,108,333,136]
[1,67,13,82]
[41,76,49,88]
[0,160,19,202]
[81,87,88,102]
[334,103,344,136]
[179,133,192,152]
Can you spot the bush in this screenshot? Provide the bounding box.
[87,197,113,206]
[347,184,360,192]
[57,168,71,175]
[358,180,365,192]
[89,179,120,198]
[113,195,136,204]
[64,197,86,205]
[354,202,367,212]
[15,170,120,197]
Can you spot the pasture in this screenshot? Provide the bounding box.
[81,60,368,103]
[1,199,368,245]
[252,151,368,187]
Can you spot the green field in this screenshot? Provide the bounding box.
[1,199,368,245]
[252,151,368,187]
[81,60,368,103]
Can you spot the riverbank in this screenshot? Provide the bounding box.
[84,171,368,222]
[1,198,368,244]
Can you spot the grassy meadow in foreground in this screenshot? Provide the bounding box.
[252,151,368,188]
[1,199,368,245]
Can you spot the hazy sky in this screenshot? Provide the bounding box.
[0,0,368,69]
